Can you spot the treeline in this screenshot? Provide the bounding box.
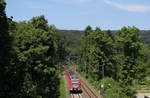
[140,30,150,47]
[0,1,65,98]
[60,29,150,58]
[59,30,82,57]
[79,26,150,98]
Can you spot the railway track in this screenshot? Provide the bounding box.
[80,78,99,98]
[71,94,82,98]
[71,69,101,98]
[77,94,81,98]
[67,67,102,98]
[71,94,74,98]
[64,69,82,98]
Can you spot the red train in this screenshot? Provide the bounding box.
[64,66,81,92]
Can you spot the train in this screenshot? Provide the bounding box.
[64,66,81,92]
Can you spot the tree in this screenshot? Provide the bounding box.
[80,25,93,78]
[80,27,117,81]
[0,0,16,97]
[11,16,65,98]
[101,78,129,98]
[117,26,146,97]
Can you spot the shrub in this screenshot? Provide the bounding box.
[100,77,129,98]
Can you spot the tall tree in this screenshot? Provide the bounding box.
[0,0,16,97]
[117,26,146,96]
[80,27,117,80]
[11,16,65,98]
[80,25,93,78]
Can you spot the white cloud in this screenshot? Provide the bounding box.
[104,0,150,12]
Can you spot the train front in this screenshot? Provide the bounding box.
[70,75,81,92]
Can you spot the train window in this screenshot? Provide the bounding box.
[72,83,78,87]
[72,79,78,82]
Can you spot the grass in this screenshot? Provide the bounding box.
[59,76,66,98]
[136,90,150,93]
[136,84,150,93]
[136,76,150,93]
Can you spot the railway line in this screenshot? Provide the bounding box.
[72,68,102,98]
[70,79,100,98]
[71,94,82,98]
[71,94,74,98]
[80,78,99,98]
[64,66,102,98]
[77,94,81,98]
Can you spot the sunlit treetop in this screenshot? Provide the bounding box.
[0,0,5,3]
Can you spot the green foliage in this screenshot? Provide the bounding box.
[0,4,66,97]
[136,77,150,91]
[140,30,150,47]
[0,1,16,97]
[80,26,117,80]
[29,15,49,31]
[59,29,82,64]
[79,26,148,97]
[59,29,150,56]
[0,1,66,97]
[117,27,146,85]
[1,0,150,97]
[11,16,66,97]
[58,76,66,98]
[101,78,129,98]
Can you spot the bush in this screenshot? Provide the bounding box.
[100,77,129,98]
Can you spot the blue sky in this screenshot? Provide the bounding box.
[6,0,150,30]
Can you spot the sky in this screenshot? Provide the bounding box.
[6,0,150,30]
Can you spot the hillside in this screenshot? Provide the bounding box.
[59,30,83,56]
[140,30,150,47]
[59,30,150,53]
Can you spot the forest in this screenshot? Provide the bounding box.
[0,1,66,97]
[78,26,150,98]
[60,29,150,57]
[1,0,150,98]
[59,30,150,56]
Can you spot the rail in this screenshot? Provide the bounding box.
[79,77,98,98]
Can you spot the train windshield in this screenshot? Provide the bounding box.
[72,79,78,82]
[72,83,78,87]
[71,75,78,79]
